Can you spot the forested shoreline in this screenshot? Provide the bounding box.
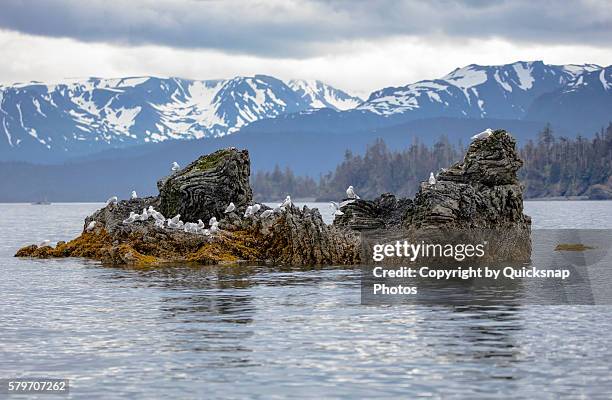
[252,124,612,201]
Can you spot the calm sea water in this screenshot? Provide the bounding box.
[1,201,612,399]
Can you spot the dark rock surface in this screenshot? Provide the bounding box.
[333,193,412,231]
[157,148,252,223]
[406,130,530,230]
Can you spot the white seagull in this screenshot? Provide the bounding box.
[209,216,218,226]
[139,208,149,221]
[131,191,138,199]
[428,172,436,186]
[224,202,236,213]
[123,211,138,224]
[471,128,493,141]
[197,219,206,230]
[251,204,261,214]
[330,202,345,216]
[244,205,254,218]
[171,161,180,172]
[170,214,181,224]
[86,221,97,231]
[346,186,360,199]
[39,239,51,247]
[280,195,292,209]
[106,196,118,206]
[260,209,274,218]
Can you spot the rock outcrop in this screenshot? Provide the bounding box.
[406,130,530,230]
[16,130,531,265]
[158,148,252,223]
[333,193,412,231]
[335,129,531,261]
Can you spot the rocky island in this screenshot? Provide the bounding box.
[16,129,531,266]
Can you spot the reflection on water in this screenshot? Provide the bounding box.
[1,202,612,398]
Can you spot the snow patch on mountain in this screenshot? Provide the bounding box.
[286,79,362,111]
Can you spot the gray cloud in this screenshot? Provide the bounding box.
[1,0,611,58]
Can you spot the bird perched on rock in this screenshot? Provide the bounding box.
[280,195,292,209]
[139,208,150,221]
[39,239,51,247]
[197,219,205,230]
[346,186,360,199]
[123,212,138,224]
[86,221,97,231]
[244,205,254,218]
[251,204,261,214]
[260,209,274,218]
[428,172,436,186]
[471,128,493,141]
[209,217,220,233]
[170,214,181,224]
[171,161,180,172]
[224,202,236,213]
[154,219,165,228]
[184,222,199,233]
[329,201,344,215]
[131,191,138,199]
[106,196,118,206]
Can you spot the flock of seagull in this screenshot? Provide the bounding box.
[99,192,296,236]
[98,129,494,235]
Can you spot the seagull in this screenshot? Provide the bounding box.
[209,216,218,226]
[244,205,254,218]
[260,209,274,218]
[171,161,180,172]
[106,196,118,206]
[39,239,51,247]
[148,207,165,221]
[280,195,292,209]
[123,211,138,224]
[86,221,97,231]
[154,219,165,228]
[428,172,436,186]
[184,222,199,233]
[170,214,181,224]
[346,186,360,199]
[197,219,205,230]
[252,204,261,214]
[471,128,493,141]
[131,191,138,199]
[330,202,345,216]
[224,202,236,213]
[168,219,184,229]
[139,208,150,221]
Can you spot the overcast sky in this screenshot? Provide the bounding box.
[1,0,611,96]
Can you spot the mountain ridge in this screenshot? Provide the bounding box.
[1,60,610,163]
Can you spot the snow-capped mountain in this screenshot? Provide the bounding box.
[359,61,603,120]
[526,65,612,132]
[286,79,362,111]
[0,74,358,158]
[1,61,610,163]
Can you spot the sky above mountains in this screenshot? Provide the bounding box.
[1,0,612,94]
